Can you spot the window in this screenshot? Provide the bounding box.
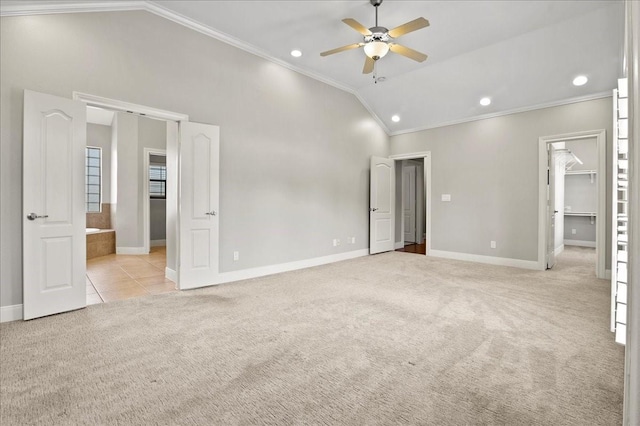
[149,164,167,199]
[85,147,101,212]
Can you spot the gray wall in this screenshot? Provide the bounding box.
[0,11,388,307]
[86,123,111,201]
[390,97,613,266]
[113,112,139,248]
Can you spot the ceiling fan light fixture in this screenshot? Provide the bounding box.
[364,41,389,60]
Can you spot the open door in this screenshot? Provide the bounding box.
[23,90,87,320]
[178,121,220,289]
[370,156,395,254]
[546,145,557,269]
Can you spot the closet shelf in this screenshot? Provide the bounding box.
[564,212,596,217]
[565,169,596,175]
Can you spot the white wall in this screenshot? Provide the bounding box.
[390,98,613,265]
[0,10,388,307]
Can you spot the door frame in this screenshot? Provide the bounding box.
[389,151,432,255]
[143,148,167,255]
[73,92,190,288]
[537,129,606,278]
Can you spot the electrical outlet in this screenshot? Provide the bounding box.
[233,251,239,261]
[350,237,356,244]
[572,229,577,235]
[490,241,496,249]
[333,239,338,247]
[336,239,341,246]
[441,194,451,202]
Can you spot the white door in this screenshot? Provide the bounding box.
[178,122,220,289]
[23,90,86,320]
[403,165,417,243]
[546,145,557,269]
[370,156,395,254]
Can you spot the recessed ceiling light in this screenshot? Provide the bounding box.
[573,75,588,86]
[391,115,400,123]
[290,49,302,58]
[480,97,491,106]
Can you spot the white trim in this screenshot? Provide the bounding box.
[555,244,565,256]
[143,148,167,254]
[0,304,23,323]
[537,129,607,278]
[165,267,177,283]
[73,92,189,122]
[116,247,147,255]
[395,242,404,249]
[429,250,539,270]
[180,249,369,290]
[391,92,612,137]
[0,1,145,15]
[150,239,166,247]
[564,240,597,248]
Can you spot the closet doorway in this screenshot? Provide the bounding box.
[537,130,606,278]
[389,152,432,256]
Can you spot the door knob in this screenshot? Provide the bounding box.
[205,211,217,216]
[370,208,378,212]
[27,213,48,221]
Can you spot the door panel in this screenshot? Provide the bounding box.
[23,90,86,320]
[403,165,417,243]
[370,157,395,254]
[179,122,220,289]
[547,145,557,269]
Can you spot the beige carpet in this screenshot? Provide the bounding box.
[0,247,624,425]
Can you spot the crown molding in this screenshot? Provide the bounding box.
[0,1,146,16]
[389,91,613,137]
[1,0,391,135]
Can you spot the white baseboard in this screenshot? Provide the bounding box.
[555,244,565,256]
[116,247,147,255]
[165,267,177,283]
[564,240,596,248]
[395,242,404,249]
[1,304,23,323]
[428,249,540,270]
[180,249,370,290]
[151,239,166,247]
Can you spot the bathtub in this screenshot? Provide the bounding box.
[86,229,116,259]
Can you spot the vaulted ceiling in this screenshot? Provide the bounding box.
[1,0,626,134]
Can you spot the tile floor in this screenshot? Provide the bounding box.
[86,246,177,304]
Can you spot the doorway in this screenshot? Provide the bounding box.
[537,130,606,278]
[84,106,175,304]
[391,152,431,256]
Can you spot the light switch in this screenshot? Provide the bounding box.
[442,194,451,202]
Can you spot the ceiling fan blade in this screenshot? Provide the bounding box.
[363,56,375,74]
[342,18,372,36]
[320,43,363,57]
[389,43,428,62]
[388,17,430,38]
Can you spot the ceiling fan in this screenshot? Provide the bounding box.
[320,0,429,74]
